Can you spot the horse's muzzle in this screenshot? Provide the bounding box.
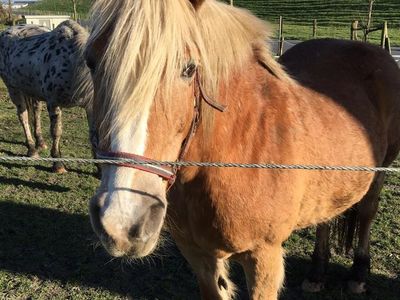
[89,191,166,258]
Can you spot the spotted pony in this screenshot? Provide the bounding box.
[0,20,93,173]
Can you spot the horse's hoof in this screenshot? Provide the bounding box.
[36,143,48,151]
[53,164,67,174]
[301,279,324,293]
[94,166,102,179]
[348,280,366,294]
[27,149,39,158]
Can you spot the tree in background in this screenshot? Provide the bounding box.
[7,0,11,22]
[365,0,375,41]
[366,0,375,30]
[0,4,7,24]
[71,0,78,20]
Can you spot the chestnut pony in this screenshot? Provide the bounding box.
[85,1,400,299]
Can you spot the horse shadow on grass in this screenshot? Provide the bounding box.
[0,160,96,177]
[0,160,53,173]
[0,138,25,147]
[0,149,22,157]
[0,176,69,193]
[0,201,398,300]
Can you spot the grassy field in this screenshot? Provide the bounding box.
[27,0,400,24]
[23,0,400,45]
[232,0,400,45]
[27,0,91,15]
[0,77,399,300]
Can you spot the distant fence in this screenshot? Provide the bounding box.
[350,20,391,53]
[276,16,393,56]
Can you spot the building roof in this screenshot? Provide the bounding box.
[23,15,71,19]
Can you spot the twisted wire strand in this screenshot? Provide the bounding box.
[0,156,399,172]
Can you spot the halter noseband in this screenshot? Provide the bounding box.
[96,70,226,187]
[96,151,177,184]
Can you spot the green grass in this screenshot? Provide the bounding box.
[0,82,399,299]
[28,0,400,25]
[231,0,400,25]
[28,0,92,15]
[230,0,400,46]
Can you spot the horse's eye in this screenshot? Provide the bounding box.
[182,61,197,79]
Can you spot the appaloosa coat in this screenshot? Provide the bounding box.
[0,20,93,173]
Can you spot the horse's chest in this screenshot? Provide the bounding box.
[170,180,298,253]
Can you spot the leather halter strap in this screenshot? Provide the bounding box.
[96,150,176,183]
[197,72,227,113]
[177,72,226,162]
[96,69,227,186]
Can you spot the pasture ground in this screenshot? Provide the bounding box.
[0,81,398,299]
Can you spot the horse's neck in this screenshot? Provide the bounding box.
[183,60,296,179]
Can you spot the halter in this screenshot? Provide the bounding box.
[96,70,227,187]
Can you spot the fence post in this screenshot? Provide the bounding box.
[365,0,374,42]
[380,21,391,54]
[380,21,387,48]
[350,20,359,40]
[313,19,317,38]
[385,36,391,54]
[279,36,285,57]
[278,16,284,56]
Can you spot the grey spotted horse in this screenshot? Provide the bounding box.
[0,20,93,173]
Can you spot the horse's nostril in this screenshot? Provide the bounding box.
[128,223,146,240]
[127,205,164,242]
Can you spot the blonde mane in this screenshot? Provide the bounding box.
[88,0,290,135]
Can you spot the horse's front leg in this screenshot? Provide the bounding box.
[302,223,330,292]
[32,99,47,151]
[178,244,236,300]
[237,243,285,300]
[47,104,66,174]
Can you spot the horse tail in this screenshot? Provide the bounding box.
[333,205,359,255]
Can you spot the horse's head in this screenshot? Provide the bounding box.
[86,0,276,258]
[86,0,207,258]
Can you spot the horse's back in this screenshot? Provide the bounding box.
[0,25,50,98]
[280,38,399,77]
[1,24,50,39]
[279,39,400,164]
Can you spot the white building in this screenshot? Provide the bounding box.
[11,4,29,9]
[21,15,71,29]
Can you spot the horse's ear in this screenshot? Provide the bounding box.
[189,0,205,10]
